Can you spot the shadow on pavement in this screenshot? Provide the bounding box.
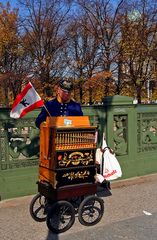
[97,186,112,198]
[46,230,58,240]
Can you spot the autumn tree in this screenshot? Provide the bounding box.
[119,0,157,103]
[20,0,72,92]
[83,71,113,103]
[0,2,30,106]
[65,13,101,103]
[76,0,125,97]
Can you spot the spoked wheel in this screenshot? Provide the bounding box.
[29,193,47,222]
[46,200,75,233]
[78,195,104,226]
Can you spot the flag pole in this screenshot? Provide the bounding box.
[43,104,51,116]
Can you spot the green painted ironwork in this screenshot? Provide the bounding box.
[137,112,157,152]
[1,97,157,200]
[113,115,128,156]
[0,118,39,170]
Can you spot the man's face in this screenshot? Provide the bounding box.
[58,87,71,102]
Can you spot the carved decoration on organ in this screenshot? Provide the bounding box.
[57,150,95,167]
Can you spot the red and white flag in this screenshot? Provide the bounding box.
[10,82,44,118]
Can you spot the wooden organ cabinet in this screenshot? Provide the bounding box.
[38,116,98,200]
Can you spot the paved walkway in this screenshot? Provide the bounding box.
[1,173,157,240]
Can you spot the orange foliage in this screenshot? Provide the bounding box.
[88,71,112,88]
[82,71,114,103]
[0,3,19,52]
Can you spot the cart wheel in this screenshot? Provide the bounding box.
[29,193,47,222]
[46,200,75,233]
[78,195,104,226]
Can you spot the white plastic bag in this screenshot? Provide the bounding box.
[95,133,122,183]
[103,148,122,181]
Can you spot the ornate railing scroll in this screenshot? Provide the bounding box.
[113,115,128,155]
[137,113,157,152]
[0,118,40,170]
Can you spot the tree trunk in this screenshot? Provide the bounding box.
[79,85,83,103]
[136,86,142,103]
[89,85,93,105]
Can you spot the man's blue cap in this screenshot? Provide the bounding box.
[58,80,73,92]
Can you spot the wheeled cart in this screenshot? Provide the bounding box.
[30,116,104,233]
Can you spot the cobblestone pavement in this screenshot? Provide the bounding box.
[1,174,157,240]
